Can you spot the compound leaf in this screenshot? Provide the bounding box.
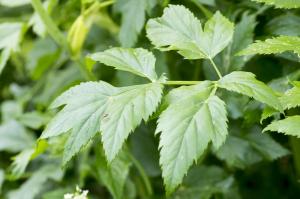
[239,36,300,56]
[264,116,300,137]
[90,48,158,81]
[156,82,228,193]
[252,0,300,9]
[146,5,234,60]
[42,81,163,163]
[218,71,282,111]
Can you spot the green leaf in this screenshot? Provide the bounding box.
[218,71,282,111]
[8,164,63,199]
[0,169,4,194]
[18,111,50,129]
[172,165,239,199]
[101,82,163,162]
[264,116,300,137]
[228,13,257,71]
[280,84,300,110]
[252,0,300,9]
[90,48,158,81]
[260,106,278,123]
[0,48,10,74]
[0,22,24,74]
[146,5,234,59]
[42,81,163,163]
[9,149,35,179]
[195,0,215,6]
[0,22,23,51]
[96,150,131,199]
[239,36,300,56]
[0,121,35,153]
[215,135,262,169]
[266,13,300,36]
[114,0,154,47]
[156,82,228,193]
[0,0,30,7]
[26,37,60,80]
[29,0,57,38]
[245,132,289,160]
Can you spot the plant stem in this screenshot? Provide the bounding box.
[193,2,213,18]
[128,153,153,196]
[31,0,95,81]
[84,0,115,16]
[164,81,202,85]
[209,58,222,79]
[31,0,68,49]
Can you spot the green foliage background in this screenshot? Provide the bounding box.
[0,0,300,198]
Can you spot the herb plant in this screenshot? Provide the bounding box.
[0,0,300,198]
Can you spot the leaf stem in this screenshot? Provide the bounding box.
[31,0,68,49]
[83,0,115,16]
[31,0,95,81]
[209,58,222,79]
[128,153,153,196]
[164,81,202,85]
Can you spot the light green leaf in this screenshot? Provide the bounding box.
[96,150,131,199]
[156,82,228,193]
[0,22,23,51]
[239,36,300,56]
[1,100,23,122]
[90,48,158,81]
[280,84,300,110]
[26,37,60,80]
[260,106,278,123]
[115,0,154,47]
[8,164,63,199]
[0,22,23,74]
[18,111,50,129]
[264,116,300,137]
[42,81,163,163]
[252,0,300,9]
[101,82,163,162]
[9,149,35,179]
[0,121,35,153]
[218,71,282,111]
[146,5,234,59]
[0,0,30,7]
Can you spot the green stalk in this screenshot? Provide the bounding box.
[164,81,202,85]
[84,0,115,16]
[194,2,213,18]
[128,153,153,196]
[209,58,222,79]
[31,0,68,49]
[31,0,95,81]
[290,137,300,178]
